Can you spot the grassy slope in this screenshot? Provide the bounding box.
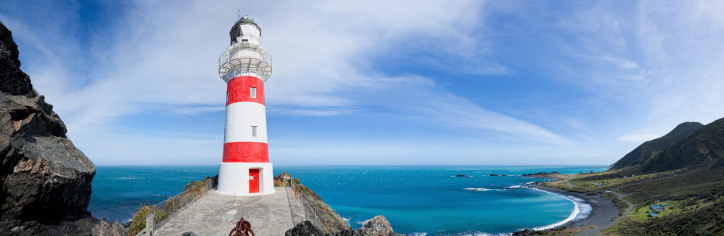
[611,122,703,170]
[641,118,724,173]
[537,118,724,235]
[540,168,724,235]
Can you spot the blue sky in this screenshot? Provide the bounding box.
[2,1,723,166]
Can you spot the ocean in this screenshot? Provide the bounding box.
[89,165,607,235]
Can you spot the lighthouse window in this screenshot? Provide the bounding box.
[250,87,257,98]
[251,126,258,138]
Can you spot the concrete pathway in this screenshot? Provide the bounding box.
[156,187,304,236]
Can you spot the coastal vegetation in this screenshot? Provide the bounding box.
[537,118,724,235]
[610,122,703,170]
[127,175,217,236]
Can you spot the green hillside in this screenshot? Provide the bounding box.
[542,117,724,235]
[611,122,703,170]
[641,118,724,173]
[599,117,724,234]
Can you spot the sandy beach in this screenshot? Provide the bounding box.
[532,185,621,236]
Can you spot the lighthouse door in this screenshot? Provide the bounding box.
[249,169,260,193]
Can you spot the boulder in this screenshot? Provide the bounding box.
[0,20,123,236]
[354,215,405,236]
[286,220,325,236]
[274,171,294,187]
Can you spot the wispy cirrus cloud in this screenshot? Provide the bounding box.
[7,1,722,165]
[2,0,570,164]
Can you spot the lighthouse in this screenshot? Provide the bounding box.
[217,15,275,195]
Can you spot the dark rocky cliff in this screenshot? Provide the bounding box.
[0,20,123,235]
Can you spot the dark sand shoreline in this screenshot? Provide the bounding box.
[531,184,620,235]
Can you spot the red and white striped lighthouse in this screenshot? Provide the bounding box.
[217,15,275,195]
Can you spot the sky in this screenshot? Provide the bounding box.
[1,0,723,166]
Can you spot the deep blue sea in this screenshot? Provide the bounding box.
[89,166,607,235]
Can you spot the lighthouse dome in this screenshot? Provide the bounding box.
[229,16,262,45]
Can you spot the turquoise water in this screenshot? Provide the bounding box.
[89,166,219,222]
[89,165,606,235]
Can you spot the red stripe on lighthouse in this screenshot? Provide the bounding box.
[227,76,265,106]
[222,142,269,162]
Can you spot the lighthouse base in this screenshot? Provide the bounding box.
[217,162,275,196]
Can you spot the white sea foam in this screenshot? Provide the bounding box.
[570,196,592,222]
[528,188,591,231]
[409,233,427,236]
[342,217,351,222]
[440,232,508,236]
[464,188,491,191]
[464,188,506,192]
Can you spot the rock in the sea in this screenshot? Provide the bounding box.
[0,20,123,236]
[512,229,532,236]
[355,215,405,236]
[286,220,326,236]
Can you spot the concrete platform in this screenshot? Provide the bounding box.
[156,187,304,236]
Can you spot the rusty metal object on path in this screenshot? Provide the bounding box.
[229,217,255,236]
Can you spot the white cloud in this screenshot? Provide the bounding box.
[19,1,724,165]
[544,1,724,144]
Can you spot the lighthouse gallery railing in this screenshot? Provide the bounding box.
[219,36,273,82]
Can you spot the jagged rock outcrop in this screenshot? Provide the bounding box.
[286,216,407,236]
[274,171,293,187]
[285,220,326,236]
[354,215,405,236]
[0,20,124,235]
[0,21,32,96]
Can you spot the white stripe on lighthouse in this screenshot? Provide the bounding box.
[225,102,268,143]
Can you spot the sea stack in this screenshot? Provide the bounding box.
[217,15,275,195]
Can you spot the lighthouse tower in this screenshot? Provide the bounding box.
[217,15,274,195]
